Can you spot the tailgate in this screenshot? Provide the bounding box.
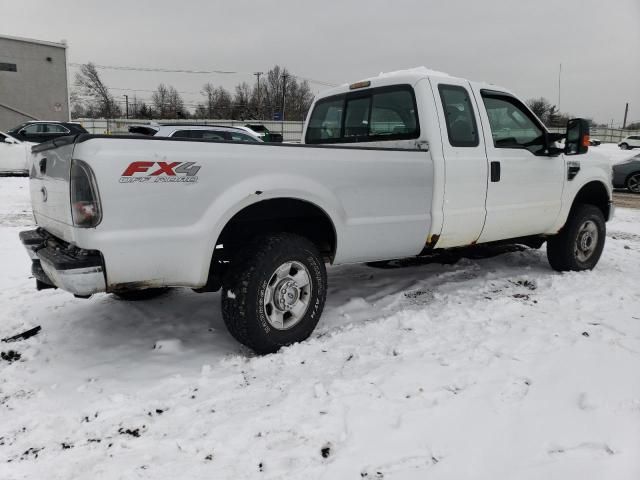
[29,137,76,240]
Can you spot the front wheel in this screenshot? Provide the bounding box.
[221,233,327,354]
[620,143,629,150]
[546,204,606,271]
[626,173,640,194]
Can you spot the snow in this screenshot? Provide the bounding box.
[1,164,640,478]
[592,143,638,166]
[376,66,451,79]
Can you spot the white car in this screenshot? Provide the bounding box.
[130,123,263,143]
[619,135,640,150]
[0,131,36,175]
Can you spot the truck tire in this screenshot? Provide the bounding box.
[546,204,605,271]
[113,288,170,301]
[221,233,327,354]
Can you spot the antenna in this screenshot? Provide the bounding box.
[558,63,562,112]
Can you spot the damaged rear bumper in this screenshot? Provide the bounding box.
[19,228,106,297]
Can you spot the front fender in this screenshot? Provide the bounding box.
[552,155,613,232]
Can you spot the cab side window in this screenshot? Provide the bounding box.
[481,93,545,154]
[438,85,479,147]
[369,89,417,138]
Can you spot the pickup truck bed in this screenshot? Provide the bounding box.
[28,134,434,292]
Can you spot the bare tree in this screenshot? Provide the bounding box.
[201,83,232,118]
[232,82,253,119]
[69,90,86,119]
[526,97,560,126]
[75,62,120,118]
[152,84,170,118]
[166,86,187,118]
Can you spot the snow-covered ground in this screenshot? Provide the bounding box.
[1,165,640,478]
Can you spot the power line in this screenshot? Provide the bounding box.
[69,62,337,87]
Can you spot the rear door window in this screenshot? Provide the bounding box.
[229,132,259,142]
[438,85,479,147]
[305,85,419,144]
[172,130,226,140]
[44,124,69,133]
[24,124,45,134]
[171,130,192,138]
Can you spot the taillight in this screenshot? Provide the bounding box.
[70,159,102,227]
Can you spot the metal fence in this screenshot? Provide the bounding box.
[547,127,639,143]
[75,118,639,145]
[75,118,306,142]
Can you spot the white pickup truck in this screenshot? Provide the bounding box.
[21,67,613,353]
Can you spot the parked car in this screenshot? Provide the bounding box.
[612,153,640,193]
[128,123,262,143]
[242,124,284,143]
[7,121,87,144]
[619,135,640,150]
[589,138,601,146]
[21,67,612,354]
[0,131,36,175]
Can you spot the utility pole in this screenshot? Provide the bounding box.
[623,102,629,129]
[123,94,129,119]
[253,72,263,119]
[281,72,289,136]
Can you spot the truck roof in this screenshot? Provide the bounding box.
[315,66,511,100]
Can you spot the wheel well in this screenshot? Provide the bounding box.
[217,198,337,262]
[572,181,610,219]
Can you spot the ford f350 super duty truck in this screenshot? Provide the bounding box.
[20,67,613,354]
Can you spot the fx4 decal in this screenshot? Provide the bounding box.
[119,161,201,183]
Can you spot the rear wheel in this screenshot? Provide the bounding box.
[547,204,605,271]
[626,173,640,193]
[221,233,327,354]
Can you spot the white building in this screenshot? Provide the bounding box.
[0,34,70,130]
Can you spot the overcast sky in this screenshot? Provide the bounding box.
[3,0,639,125]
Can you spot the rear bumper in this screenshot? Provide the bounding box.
[20,228,106,296]
[0,170,28,177]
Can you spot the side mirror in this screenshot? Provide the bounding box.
[564,118,590,155]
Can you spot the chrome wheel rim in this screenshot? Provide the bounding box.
[263,261,312,330]
[627,174,640,193]
[575,220,598,262]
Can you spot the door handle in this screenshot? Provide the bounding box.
[490,161,501,182]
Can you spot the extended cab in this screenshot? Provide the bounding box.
[21,67,613,353]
